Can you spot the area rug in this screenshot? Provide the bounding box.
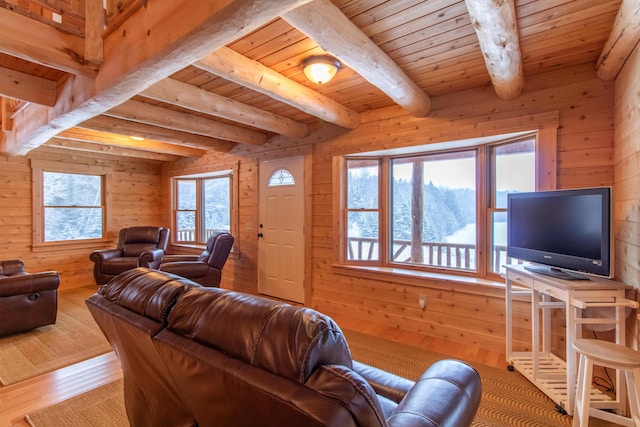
[26,329,589,427]
[25,379,127,427]
[343,329,575,427]
[0,286,111,386]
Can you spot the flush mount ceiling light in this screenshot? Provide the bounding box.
[301,55,342,84]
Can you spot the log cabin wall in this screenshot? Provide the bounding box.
[613,39,640,348]
[164,62,616,353]
[0,147,167,290]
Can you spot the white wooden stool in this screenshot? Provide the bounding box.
[572,339,640,427]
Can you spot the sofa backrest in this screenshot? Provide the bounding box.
[159,284,385,427]
[97,267,189,323]
[198,231,234,268]
[118,226,169,256]
[0,259,25,277]
[167,286,352,383]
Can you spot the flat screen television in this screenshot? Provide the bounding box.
[506,187,612,280]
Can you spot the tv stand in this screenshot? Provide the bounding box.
[524,265,589,281]
[505,265,637,416]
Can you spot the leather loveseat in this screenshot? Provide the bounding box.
[87,268,482,427]
[0,259,60,336]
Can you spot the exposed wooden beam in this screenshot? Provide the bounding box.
[1,97,16,131]
[56,127,206,158]
[84,0,104,65]
[0,8,98,78]
[0,66,57,106]
[597,0,640,80]
[78,115,234,153]
[46,138,182,162]
[142,78,308,138]
[195,47,361,129]
[282,0,431,117]
[106,100,267,145]
[2,0,314,155]
[464,0,524,100]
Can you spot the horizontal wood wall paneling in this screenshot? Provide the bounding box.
[560,130,613,151]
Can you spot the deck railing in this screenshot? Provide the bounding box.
[177,231,520,271]
[347,236,521,271]
[176,228,223,242]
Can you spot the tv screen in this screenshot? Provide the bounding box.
[507,187,612,280]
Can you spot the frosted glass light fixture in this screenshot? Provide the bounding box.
[302,55,342,84]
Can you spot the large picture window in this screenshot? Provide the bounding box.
[172,168,238,246]
[342,135,537,279]
[390,150,477,270]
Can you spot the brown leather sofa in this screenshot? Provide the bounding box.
[159,231,234,287]
[87,268,482,427]
[0,259,60,336]
[89,226,170,285]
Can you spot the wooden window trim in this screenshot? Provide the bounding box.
[169,163,239,255]
[333,119,558,282]
[31,159,111,252]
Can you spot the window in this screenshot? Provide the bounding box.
[32,160,108,247]
[489,140,535,275]
[172,168,238,246]
[268,168,295,186]
[342,135,537,279]
[346,159,380,261]
[390,150,477,270]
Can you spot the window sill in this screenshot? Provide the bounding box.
[332,264,505,292]
[32,238,113,253]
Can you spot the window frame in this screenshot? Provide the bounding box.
[170,165,239,250]
[336,130,555,282]
[343,158,383,264]
[31,160,110,251]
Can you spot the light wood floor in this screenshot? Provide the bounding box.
[0,286,506,427]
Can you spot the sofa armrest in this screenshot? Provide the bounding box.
[352,360,414,404]
[387,359,481,427]
[0,259,25,276]
[0,271,60,296]
[161,254,199,263]
[90,248,123,263]
[140,248,166,268]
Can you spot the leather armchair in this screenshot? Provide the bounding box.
[90,226,169,285]
[159,231,234,287]
[0,259,60,336]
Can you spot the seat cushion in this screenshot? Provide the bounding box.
[123,243,158,257]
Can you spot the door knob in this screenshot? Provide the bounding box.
[258,233,264,238]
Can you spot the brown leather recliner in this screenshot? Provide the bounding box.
[89,226,169,285]
[0,259,60,337]
[87,268,482,427]
[159,231,234,287]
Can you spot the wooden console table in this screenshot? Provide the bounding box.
[504,264,637,416]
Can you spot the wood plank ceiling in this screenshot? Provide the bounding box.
[0,0,638,161]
